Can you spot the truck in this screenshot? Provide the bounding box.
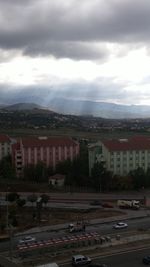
[68,223,86,233]
[117,200,140,210]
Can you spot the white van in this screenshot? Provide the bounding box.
[72,255,91,266]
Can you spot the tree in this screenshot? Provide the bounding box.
[56,142,89,188]
[27,194,37,207]
[129,167,145,190]
[34,162,48,182]
[6,192,20,202]
[111,174,133,191]
[27,194,38,220]
[0,155,16,180]
[40,194,49,207]
[23,162,49,182]
[91,162,110,192]
[145,168,150,188]
[17,198,26,208]
[55,159,72,175]
[23,164,35,181]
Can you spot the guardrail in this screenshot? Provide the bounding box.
[17,232,102,255]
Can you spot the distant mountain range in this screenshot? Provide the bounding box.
[0,102,42,110]
[1,98,150,119]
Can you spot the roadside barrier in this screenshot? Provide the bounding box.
[17,232,112,258]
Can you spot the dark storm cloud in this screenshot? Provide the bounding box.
[0,0,150,59]
[24,41,108,60]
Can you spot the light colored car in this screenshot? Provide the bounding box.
[113,222,128,229]
[18,235,36,244]
[72,255,92,266]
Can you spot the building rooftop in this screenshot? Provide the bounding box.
[102,135,150,151]
[0,134,11,143]
[20,136,78,147]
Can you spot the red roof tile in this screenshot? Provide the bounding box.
[102,136,150,151]
[21,136,78,148]
[0,134,11,143]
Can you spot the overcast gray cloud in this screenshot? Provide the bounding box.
[0,0,150,59]
[0,0,150,107]
[0,78,150,107]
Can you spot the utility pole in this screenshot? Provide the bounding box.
[6,187,13,261]
[6,188,9,231]
[9,225,13,261]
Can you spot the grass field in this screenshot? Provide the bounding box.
[0,128,145,140]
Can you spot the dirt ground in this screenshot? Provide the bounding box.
[0,205,125,234]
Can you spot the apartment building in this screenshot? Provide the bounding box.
[0,134,11,160]
[12,136,79,176]
[89,136,150,176]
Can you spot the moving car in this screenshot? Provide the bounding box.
[72,255,91,266]
[143,255,150,265]
[18,235,36,244]
[113,222,128,229]
[68,223,85,233]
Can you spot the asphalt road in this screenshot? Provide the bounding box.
[1,216,150,252]
[61,247,150,267]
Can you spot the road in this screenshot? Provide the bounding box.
[61,247,150,267]
[0,216,150,252]
[0,191,145,203]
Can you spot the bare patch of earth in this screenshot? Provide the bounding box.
[18,207,125,231]
[0,206,126,235]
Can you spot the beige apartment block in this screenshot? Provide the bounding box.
[88,136,150,176]
[0,134,11,161]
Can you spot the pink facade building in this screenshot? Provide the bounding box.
[12,136,80,176]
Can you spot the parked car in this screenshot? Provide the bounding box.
[72,255,91,266]
[18,235,36,244]
[90,200,102,206]
[113,222,128,229]
[102,202,113,208]
[143,256,150,265]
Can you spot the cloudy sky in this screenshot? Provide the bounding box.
[1,0,150,105]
